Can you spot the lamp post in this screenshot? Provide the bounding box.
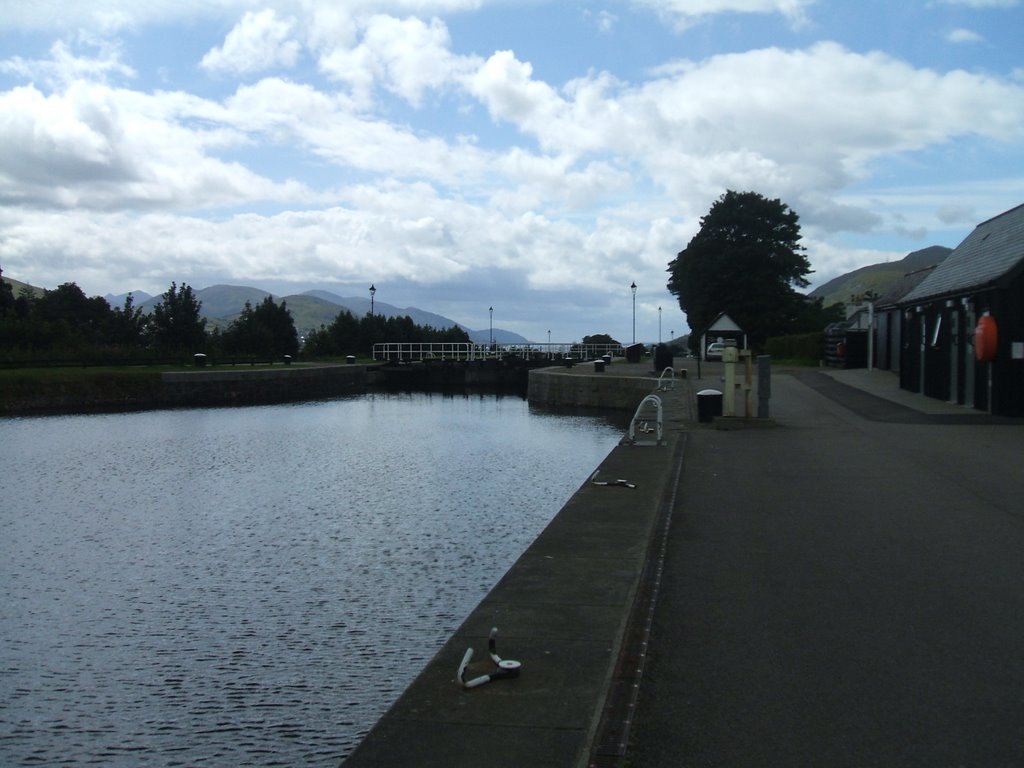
[658,306,662,344]
[369,284,376,316]
[489,306,493,350]
[630,281,637,345]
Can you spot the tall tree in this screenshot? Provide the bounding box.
[149,282,207,353]
[667,190,812,349]
[222,296,298,358]
[32,282,113,349]
[109,293,148,348]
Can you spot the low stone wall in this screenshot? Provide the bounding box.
[0,364,368,415]
[159,364,367,408]
[527,366,658,411]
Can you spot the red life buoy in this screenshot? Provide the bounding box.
[836,341,846,357]
[975,314,998,362]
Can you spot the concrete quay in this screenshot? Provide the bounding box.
[341,360,693,768]
[342,360,1024,767]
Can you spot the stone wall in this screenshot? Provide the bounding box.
[526,367,657,411]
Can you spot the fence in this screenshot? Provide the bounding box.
[371,342,626,362]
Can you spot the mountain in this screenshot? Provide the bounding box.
[295,290,530,343]
[104,290,153,306]
[810,246,952,307]
[4,276,45,299]
[300,290,466,331]
[3,274,532,343]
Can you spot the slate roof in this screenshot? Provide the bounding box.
[901,203,1024,304]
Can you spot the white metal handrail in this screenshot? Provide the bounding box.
[656,366,675,391]
[627,394,663,446]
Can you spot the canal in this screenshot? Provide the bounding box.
[0,393,624,766]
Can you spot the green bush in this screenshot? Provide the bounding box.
[764,331,823,364]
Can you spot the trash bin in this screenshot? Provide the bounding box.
[697,388,723,423]
[564,357,574,368]
[594,359,605,372]
[602,353,612,365]
[283,355,292,365]
[193,353,207,368]
[654,343,673,371]
[346,355,356,364]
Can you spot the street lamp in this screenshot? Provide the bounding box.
[658,306,662,344]
[630,281,637,345]
[369,284,376,316]
[548,329,551,359]
[489,306,493,349]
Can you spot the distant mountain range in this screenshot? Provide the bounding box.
[809,245,952,307]
[8,247,954,344]
[102,284,530,345]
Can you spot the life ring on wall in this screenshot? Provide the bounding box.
[975,314,998,362]
[836,341,846,358]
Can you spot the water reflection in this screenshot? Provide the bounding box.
[0,393,622,766]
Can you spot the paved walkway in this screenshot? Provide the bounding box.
[628,364,1024,766]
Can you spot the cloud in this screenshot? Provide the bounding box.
[946,28,985,43]
[0,38,135,88]
[937,0,1018,7]
[631,0,817,31]
[936,203,978,224]
[584,10,619,33]
[317,14,478,107]
[465,42,1024,224]
[201,9,301,75]
[0,79,312,210]
[0,0,252,33]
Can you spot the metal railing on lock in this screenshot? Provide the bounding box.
[371,342,627,362]
[372,342,475,361]
[627,394,664,446]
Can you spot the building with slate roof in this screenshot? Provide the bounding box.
[897,203,1024,415]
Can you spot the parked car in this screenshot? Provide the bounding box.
[705,342,725,361]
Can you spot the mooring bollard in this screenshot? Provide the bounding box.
[696,389,723,423]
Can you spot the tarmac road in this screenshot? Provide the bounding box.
[629,370,1024,767]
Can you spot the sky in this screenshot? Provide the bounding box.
[1,0,1022,344]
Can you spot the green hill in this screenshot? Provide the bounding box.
[4,276,45,299]
[810,246,951,307]
[213,293,344,333]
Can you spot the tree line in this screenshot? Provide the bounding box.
[0,268,467,363]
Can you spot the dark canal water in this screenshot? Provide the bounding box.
[0,393,624,766]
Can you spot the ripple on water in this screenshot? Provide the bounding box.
[0,394,623,766]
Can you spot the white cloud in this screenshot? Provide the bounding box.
[631,0,817,31]
[201,9,301,75]
[0,38,135,88]
[313,13,481,107]
[0,79,312,210]
[463,42,1024,224]
[937,0,1018,7]
[947,28,985,43]
[0,0,252,33]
